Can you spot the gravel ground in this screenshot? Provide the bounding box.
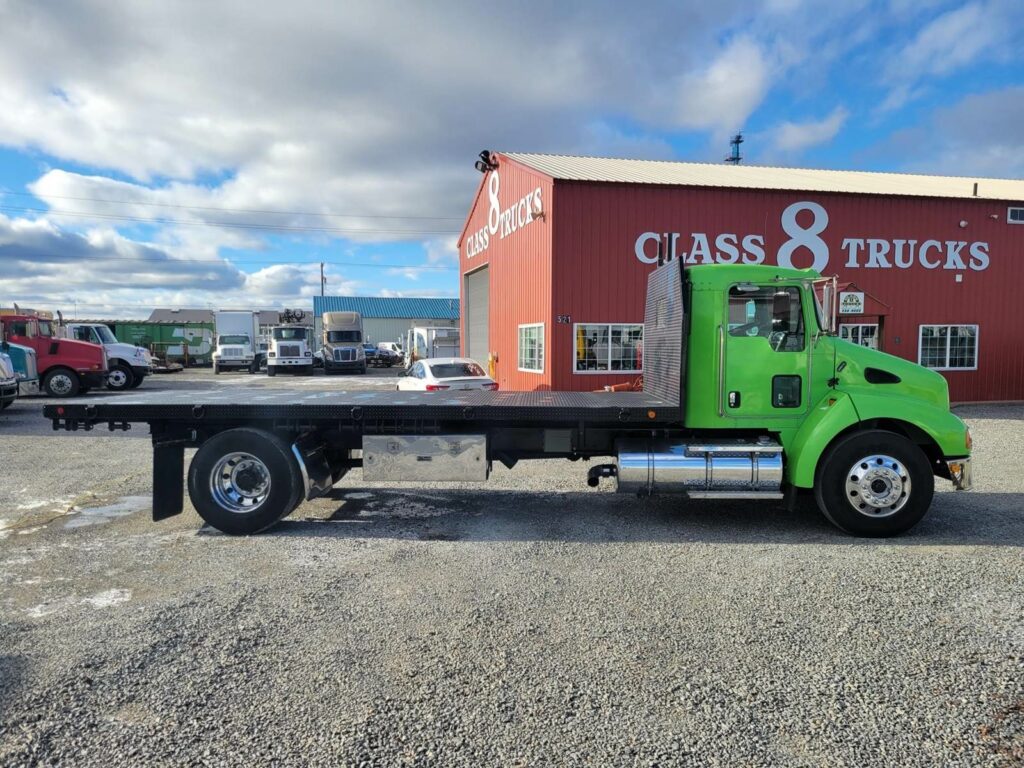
[0,370,1021,766]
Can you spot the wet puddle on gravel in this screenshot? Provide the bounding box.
[64,496,151,528]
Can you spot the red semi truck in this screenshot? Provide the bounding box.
[0,312,107,396]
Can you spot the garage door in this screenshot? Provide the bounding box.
[464,267,489,365]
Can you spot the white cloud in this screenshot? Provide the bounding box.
[767,106,849,155]
[673,36,773,137]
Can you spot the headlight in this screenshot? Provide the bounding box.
[268,351,276,358]
[304,351,312,357]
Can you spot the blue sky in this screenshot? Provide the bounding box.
[0,0,1021,317]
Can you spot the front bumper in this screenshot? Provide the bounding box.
[1,379,17,405]
[215,358,254,368]
[269,358,313,367]
[131,364,149,379]
[324,359,364,371]
[946,457,972,491]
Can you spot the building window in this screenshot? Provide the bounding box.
[840,323,879,350]
[574,323,644,373]
[517,323,544,373]
[1008,207,1024,224]
[918,325,978,371]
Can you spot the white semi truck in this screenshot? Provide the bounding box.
[267,325,315,376]
[213,311,259,374]
[404,326,460,368]
[64,322,152,391]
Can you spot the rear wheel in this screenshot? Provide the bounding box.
[815,430,934,537]
[106,363,135,391]
[187,428,303,535]
[43,368,80,397]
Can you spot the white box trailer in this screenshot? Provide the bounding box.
[404,326,460,368]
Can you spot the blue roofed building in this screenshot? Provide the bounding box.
[312,296,460,348]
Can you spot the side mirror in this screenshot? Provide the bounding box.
[1,341,8,352]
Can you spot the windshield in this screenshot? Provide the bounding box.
[430,361,486,379]
[273,327,307,341]
[95,326,117,344]
[219,335,250,345]
[327,330,361,343]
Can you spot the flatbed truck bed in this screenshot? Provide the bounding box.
[40,258,973,537]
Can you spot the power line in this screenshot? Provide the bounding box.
[0,204,461,236]
[5,253,456,269]
[0,190,465,221]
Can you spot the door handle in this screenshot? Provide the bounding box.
[717,324,725,417]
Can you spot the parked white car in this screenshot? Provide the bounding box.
[397,357,498,392]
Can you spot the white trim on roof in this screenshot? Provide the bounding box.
[502,153,1024,203]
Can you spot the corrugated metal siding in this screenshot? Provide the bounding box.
[313,296,459,320]
[506,153,1024,203]
[548,180,1023,401]
[458,161,554,391]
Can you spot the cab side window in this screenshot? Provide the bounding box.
[72,327,90,341]
[727,286,805,352]
[8,321,30,337]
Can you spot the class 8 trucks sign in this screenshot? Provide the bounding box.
[464,170,543,259]
[634,201,991,273]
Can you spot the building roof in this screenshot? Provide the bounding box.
[313,296,459,320]
[147,309,283,325]
[504,152,1024,203]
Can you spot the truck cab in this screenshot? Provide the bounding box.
[321,312,366,374]
[212,311,259,374]
[267,325,314,376]
[65,322,151,391]
[0,313,107,397]
[1,341,40,397]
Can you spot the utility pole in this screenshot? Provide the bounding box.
[320,262,326,297]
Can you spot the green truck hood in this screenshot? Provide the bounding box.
[833,338,949,409]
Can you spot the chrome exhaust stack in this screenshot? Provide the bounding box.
[615,438,784,498]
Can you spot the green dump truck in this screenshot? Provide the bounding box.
[46,258,972,537]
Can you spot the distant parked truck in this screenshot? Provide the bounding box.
[213,311,259,374]
[106,321,215,366]
[322,312,366,374]
[404,326,460,368]
[65,322,152,391]
[267,325,314,376]
[0,348,17,409]
[0,312,107,397]
[1,341,39,396]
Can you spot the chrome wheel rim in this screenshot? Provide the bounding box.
[108,369,128,388]
[49,374,74,395]
[209,452,271,514]
[845,454,910,518]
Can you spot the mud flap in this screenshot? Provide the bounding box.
[152,442,184,520]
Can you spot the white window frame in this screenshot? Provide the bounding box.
[839,323,879,349]
[917,324,979,371]
[1007,206,1024,224]
[517,323,544,373]
[572,322,645,375]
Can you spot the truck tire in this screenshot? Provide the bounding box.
[303,365,314,376]
[359,362,367,375]
[214,364,221,375]
[267,366,276,377]
[814,430,934,537]
[187,428,304,535]
[43,368,81,397]
[106,363,135,391]
[129,375,145,389]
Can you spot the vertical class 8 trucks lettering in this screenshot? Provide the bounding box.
[44,259,972,537]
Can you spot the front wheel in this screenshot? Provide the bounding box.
[43,368,80,397]
[187,428,304,535]
[214,364,221,375]
[267,366,276,377]
[107,363,135,391]
[815,430,934,537]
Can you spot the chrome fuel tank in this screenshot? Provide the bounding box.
[616,439,783,497]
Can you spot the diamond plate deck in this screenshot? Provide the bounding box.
[44,388,682,427]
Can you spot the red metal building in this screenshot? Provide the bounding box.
[458,153,1024,402]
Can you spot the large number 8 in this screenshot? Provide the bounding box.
[777,201,830,272]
